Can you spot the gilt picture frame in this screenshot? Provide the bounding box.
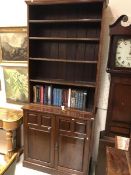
[3,66,28,104]
[0,27,27,63]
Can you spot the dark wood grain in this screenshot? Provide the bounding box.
[105,76,131,137]
[106,15,131,137]
[95,131,115,175]
[23,107,93,175]
[106,147,131,175]
[24,0,105,174]
[22,103,93,120]
[23,111,56,168]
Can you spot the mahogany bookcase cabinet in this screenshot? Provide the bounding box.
[23,0,107,175]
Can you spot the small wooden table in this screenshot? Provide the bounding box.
[0,108,23,161]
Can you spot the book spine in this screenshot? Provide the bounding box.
[62,89,68,107]
[33,85,37,103]
[40,85,44,104]
[59,89,62,106]
[79,91,84,109]
[82,91,87,110]
[48,85,52,105]
[74,90,78,109]
[57,89,59,106]
[71,90,76,108]
[77,91,81,109]
[36,85,40,103]
[65,89,68,107]
[56,88,59,106]
[53,88,56,106]
[44,85,48,105]
[68,88,71,108]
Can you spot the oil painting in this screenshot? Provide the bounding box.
[3,66,28,104]
[0,27,27,62]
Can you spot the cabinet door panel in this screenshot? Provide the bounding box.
[58,134,84,171]
[41,115,51,127]
[27,113,39,125]
[28,127,51,163]
[74,121,86,134]
[56,116,91,174]
[59,119,71,131]
[106,77,131,137]
[25,112,55,168]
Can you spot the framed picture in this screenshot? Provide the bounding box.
[0,27,27,62]
[3,66,28,104]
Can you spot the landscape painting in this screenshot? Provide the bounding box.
[3,66,28,104]
[0,27,27,62]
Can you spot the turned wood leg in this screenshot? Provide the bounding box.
[5,130,14,161]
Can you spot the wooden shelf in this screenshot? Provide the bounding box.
[29,37,100,42]
[29,78,96,88]
[29,19,102,23]
[29,57,98,63]
[23,103,94,118]
[26,0,106,5]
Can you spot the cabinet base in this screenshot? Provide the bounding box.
[23,160,55,175]
[23,160,87,175]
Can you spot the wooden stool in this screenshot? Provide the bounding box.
[0,108,23,161]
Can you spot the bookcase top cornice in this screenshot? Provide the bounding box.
[25,0,108,5]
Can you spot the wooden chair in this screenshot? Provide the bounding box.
[115,135,130,151]
[106,136,131,175]
[0,153,17,175]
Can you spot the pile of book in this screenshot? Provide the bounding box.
[33,85,87,110]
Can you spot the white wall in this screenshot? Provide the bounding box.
[92,0,131,162]
[0,0,27,27]
[0,0,27,110]
[0,0,27,153]
[98,0,131,131]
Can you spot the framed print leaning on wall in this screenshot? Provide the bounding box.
[3,66,28,104]
[0,27,27,62]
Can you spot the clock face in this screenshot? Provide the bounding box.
[115,38,131,68]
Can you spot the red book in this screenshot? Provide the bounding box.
[40,86,44,104]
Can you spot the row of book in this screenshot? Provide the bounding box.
[33,85,87,110]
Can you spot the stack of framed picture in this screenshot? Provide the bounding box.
[0,27,28,104]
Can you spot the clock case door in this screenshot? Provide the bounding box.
[107,15,131,74]
[105,75,131,137]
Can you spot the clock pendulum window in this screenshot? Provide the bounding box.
[106,15,131,137]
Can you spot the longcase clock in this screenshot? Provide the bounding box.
[106,15,131,137]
